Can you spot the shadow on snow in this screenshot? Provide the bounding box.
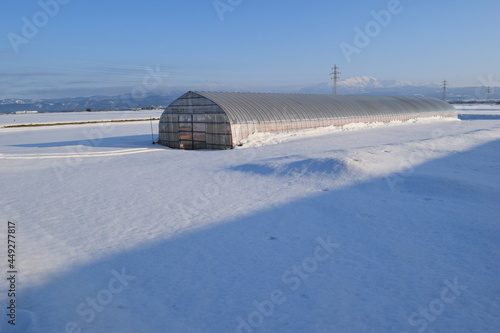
[7,140,500,333]
[458,114,500,120]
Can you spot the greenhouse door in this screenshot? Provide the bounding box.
[178,114,207,150]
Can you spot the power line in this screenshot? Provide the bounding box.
[330,65,341,95]
[441,79,448,101]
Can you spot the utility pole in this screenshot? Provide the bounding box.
[441,80,448,101]
[330,65,341,95]
[487,86,491,100]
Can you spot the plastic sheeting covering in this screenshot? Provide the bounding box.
[193,91,457,124]
[159,91,457,149]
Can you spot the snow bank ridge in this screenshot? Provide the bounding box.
[238,117,459,148]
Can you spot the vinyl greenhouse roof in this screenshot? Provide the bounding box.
[159,91,457,149]
[193,92,456,123]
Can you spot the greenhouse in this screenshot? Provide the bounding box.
[158,91,457,150]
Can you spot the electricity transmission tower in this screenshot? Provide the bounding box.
[330,65,341,95]
[441,80,448,101]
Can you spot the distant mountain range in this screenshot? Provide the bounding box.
[0,93,181,114]
[1,77,498,113]
[298,76,499,100]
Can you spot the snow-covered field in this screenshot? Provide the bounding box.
[0,106,499,332]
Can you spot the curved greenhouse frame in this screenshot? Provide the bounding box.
[159,91,457,150]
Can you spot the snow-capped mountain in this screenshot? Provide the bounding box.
[297,76,424,95]
[339,76,420,89]
[297,76,496,100]
[339,76,383,88]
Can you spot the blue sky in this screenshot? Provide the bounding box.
[0,0,499,98]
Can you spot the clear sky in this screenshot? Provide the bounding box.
[1,0,499,99]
